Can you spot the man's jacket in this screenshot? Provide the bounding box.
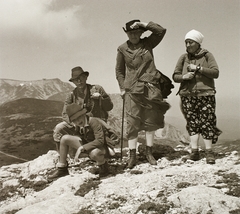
[62,84,113,123]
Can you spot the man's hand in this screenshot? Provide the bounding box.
[91,92,101,99]
[130,21,148,29]
[74,146,84,162]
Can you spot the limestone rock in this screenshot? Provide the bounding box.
[168,185,240,214]
[0,148,240,214]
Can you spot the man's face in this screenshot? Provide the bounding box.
[72,74,88,89]
[72,115,85,127]
[126,30,143,45]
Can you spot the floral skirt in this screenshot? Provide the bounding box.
[180,95,222,144]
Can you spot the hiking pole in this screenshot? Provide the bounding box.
[120,96,125,161]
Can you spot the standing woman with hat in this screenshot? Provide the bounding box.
[53,66,113,153]
[115,20,169,169]
[172,29,222,164]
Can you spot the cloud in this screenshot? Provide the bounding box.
[0,0,86,41]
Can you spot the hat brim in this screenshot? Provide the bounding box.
[69,71,89,82]
[69,108,87,122]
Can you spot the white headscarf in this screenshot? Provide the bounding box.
[185,29,204,44]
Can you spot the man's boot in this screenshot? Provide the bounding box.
[189,148,200,161]
[205,149,215,164]
[48,166,69,180]
[146,146,157,165]
[128,149,136,169]
[99,161,110,178]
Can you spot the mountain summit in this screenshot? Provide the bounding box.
[0,147,240,214]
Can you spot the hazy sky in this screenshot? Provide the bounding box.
[0,0,239,122]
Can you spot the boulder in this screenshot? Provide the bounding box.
[168,185,240,214]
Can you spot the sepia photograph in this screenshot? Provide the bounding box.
[0,0,239,213]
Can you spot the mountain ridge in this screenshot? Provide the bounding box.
[0,78,74,105]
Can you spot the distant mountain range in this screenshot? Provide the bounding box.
[0,78,74,105]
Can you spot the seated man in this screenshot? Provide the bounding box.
[49,103,111,179]
[53,66,113,152]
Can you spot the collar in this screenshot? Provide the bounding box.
[75,117,89,130]
[83,116,89,128]
[187,48,209,60]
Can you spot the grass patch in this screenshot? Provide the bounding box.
[0,176,49,201]
[20,178,49,192]
[107,195,127,209]
[229,209,240,214]
[75,178,101,197]
[130,170,143,175]
[74,208,95,214]
[5,210,21,214]
[177,182,192,189]
[0,185,19,201]
[214,171,240,197]
[135,202,170,214]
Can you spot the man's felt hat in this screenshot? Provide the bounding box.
[122,19,146,32]
[69,66,89,82]
[66,103,87,122]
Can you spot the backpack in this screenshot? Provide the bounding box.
[158,71,174,99]
[138,68,174,99]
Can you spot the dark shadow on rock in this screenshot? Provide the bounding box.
[211,171,240,198]
[138,143,188,161]
[69,155,128,179]
[75,178,101,197]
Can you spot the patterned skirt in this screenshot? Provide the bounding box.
[180,95,222,144]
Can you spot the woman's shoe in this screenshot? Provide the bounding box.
[189,149,200,161]
[205,150,215,164]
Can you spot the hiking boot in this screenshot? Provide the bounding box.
[189,149,200,161]
[99,161,110,178]
[128,149,136,169]
[48,167,69,180]
[89,166,99,175]
[146,146,157,165]
[206,149,215,164]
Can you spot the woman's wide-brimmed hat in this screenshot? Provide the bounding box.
[122,19,147,32]
[66,103,87,122]
[69,66,89,82]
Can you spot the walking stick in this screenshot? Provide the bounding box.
[120,97,125,160]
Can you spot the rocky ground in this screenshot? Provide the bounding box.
[0,142,240,214]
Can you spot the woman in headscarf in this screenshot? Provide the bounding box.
[115,19,170,169]
[172,29,222,164]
